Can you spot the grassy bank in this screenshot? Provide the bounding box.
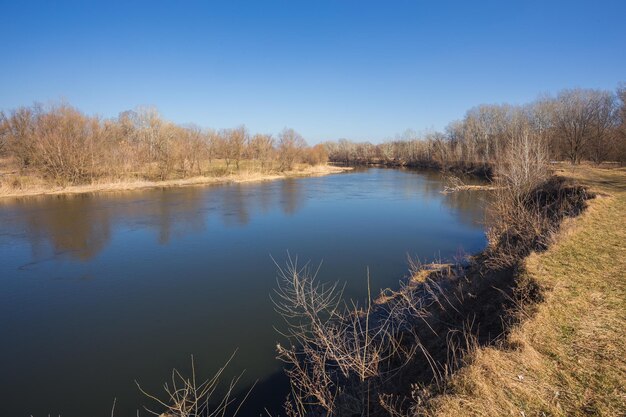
[426,165,626,416]
[271,164,624,416]
[0,162,351,199]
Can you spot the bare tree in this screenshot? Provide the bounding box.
[2,106,37,168]
[277,128,306,171]
[134,106,164,162]
[228,125,248,171]
[0,111,7,155]
[249,133,275,171]
[553,89,602,164]
[617,86,626,164]
[588,91,619,164]
[303,143,328,165]
[204,129,218,166]
[215,129,231,169]
[30,104,102,184]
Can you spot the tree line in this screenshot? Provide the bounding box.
[0,104,328,185]
[325,87,626,172]
[2,86,623,188]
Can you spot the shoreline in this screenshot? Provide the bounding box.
[0,165,352,200]
[330,159,494,179]
[366,165,625,415]
[427,165,626,415]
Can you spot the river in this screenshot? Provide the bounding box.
[0,167,489,416]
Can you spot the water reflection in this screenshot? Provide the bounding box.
[16,195,112,260]
[280,178,302,215]
[0,169,488,262]
[442,188,491,229]
[221,185,250,226]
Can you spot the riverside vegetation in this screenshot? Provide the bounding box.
[3,86,625,417]
[270,87,626,417]
[0,105,337,198]
[325,87,626,174]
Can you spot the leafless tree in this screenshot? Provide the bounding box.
[303,143,328,165]
[249,133,275,171]
[0,111,8,156]
[277,128,306,171]
[617,85,626,164]
[228,126,248,171]
[2,106,37,168]
[28,104,102,184]
[552,89,602,164]
[588,91,620,164]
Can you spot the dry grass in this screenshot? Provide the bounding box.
[0,160,351,199]
[441,175,500,193]
[425,165,626,416]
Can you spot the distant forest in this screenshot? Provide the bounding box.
[325,87,626,173]
[1,87,624,186]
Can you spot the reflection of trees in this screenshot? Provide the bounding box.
[6,170,486,263]
[145,188,207,244]
[221,185,250,226]
[393,167,445,200]
[7,178,308,260]
[401,168,490,229]
[442,190,490,229]
[280,179,302,215]
[21,195,112,260]
[12,187,208,260]
[256,182,274,214]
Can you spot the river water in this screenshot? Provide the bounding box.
[0,168,489,416]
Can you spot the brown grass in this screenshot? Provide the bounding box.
[0,161,351,199]
[425,165,626,416]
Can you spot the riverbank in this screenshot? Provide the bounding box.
[426,165,626,416]
[271,164,624,416]
[0,164,352,200]
[329,158,494,179]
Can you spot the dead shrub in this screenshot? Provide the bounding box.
[31,105,102,184]
[303,144,328,166]
[485,176,590,269]
[135,354,254,417]
[273,257,423,417]
[484,128,589,269]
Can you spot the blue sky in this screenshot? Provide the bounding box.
[1,0,624,143]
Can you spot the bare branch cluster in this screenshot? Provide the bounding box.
[272,256,460,416]
[136,354,254,417]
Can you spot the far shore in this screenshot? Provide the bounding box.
[0,164,352,200]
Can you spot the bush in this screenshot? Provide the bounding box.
[486,176,590,269]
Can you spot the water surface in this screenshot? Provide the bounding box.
[0,168,488,416]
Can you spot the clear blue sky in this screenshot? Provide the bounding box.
[1,0,624,143]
